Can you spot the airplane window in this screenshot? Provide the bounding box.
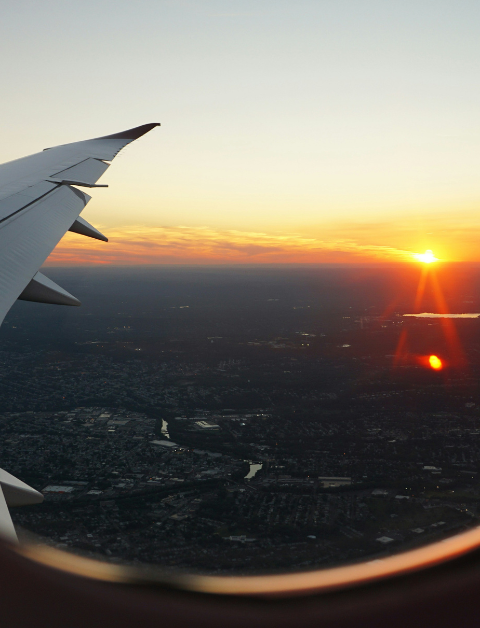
[3,261,480,584]
[2,3,480,618]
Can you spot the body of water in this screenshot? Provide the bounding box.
[245,463,263,480]
[161,419,170,439]
[404,313,480,318]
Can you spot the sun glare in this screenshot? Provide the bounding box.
[429,355,443,370]
[414,250,438,264]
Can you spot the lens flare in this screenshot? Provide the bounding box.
[414,250,438,264]
[429,355,443,370]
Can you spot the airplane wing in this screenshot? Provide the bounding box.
[0,123,160,541]
[0,122,159,325]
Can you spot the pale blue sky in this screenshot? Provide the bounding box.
[1,0,480,259]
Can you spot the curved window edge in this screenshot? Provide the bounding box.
[7,523,480,598]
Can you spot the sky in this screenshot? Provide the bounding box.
[2,0,480,264]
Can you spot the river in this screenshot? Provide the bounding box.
[161,420,261,480]
[245,462,263,480]
[161,419,170,439]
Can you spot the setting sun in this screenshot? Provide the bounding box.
[429,355,443,370]
[414,250,439,264]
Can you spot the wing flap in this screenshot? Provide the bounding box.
[0,182,57,222]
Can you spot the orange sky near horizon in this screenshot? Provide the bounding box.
[43,219,480,266]
[44,224,411,266]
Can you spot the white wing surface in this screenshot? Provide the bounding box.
[0,123,159,325]
[0,123,159,541]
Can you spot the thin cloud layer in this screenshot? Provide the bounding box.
[45,225,416,265]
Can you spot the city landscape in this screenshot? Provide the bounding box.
[1,265,480,574]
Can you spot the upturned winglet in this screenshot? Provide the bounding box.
[95,123,160,141]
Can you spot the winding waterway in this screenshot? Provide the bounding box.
[245,463,263,479]
[161,419,170,439]
[160,418,261,480]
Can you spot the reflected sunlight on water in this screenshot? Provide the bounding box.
[404,313,480,319]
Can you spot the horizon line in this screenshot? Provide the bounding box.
[41,261,480,269]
